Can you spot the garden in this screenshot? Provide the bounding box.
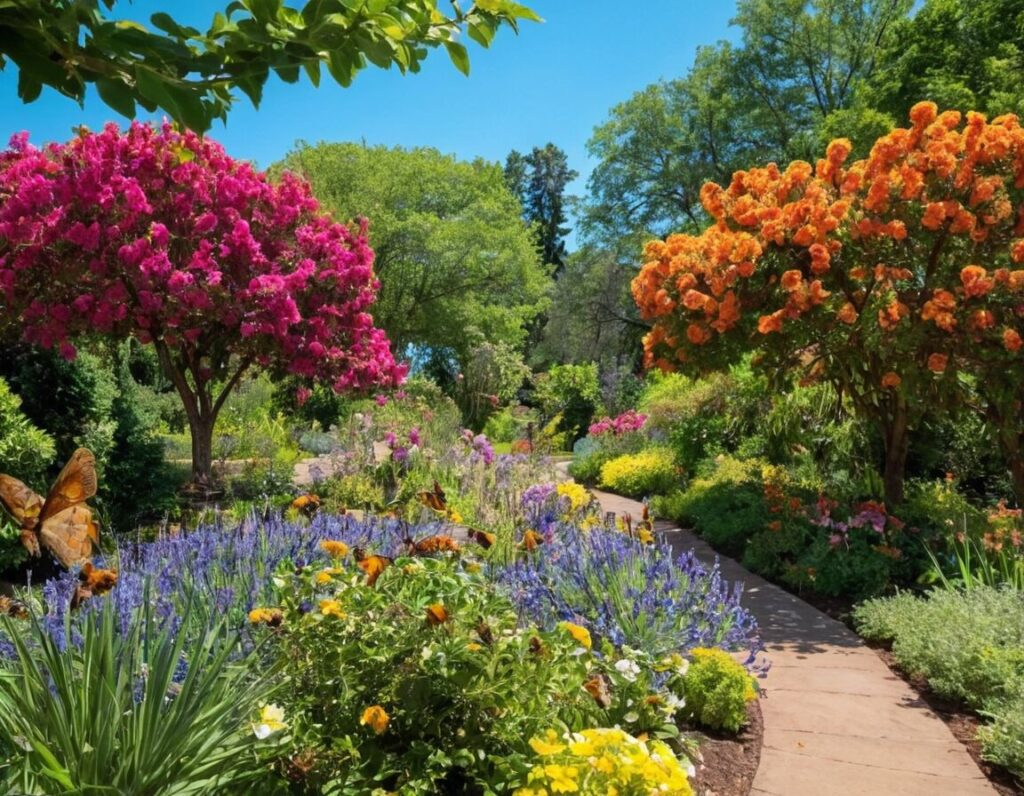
[1,1,1023,794]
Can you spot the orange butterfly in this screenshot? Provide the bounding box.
[0,595,28,620]
[520,529,544,551]
[353,547,393,587]
[291,493,321,518]
[405,533,461,556]
[425,602,449,626]
[583,674,612,709]
[468,527,496,549]
[416,480,447,513]
[71,562,119,609]
[0,448,99,569]
[475,621,494,646]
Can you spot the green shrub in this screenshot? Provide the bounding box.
[599,449,679,498]
[0,378,55,487]
[853,587,1024,778]
[682,648,757,733]
[533,363,600,443]
[569,450,613,485]
[483,405,537,443]
[320,472,386,512]
[658,456,768,557]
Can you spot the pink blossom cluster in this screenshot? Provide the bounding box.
[588,409,648,437]
[813,496,904,548]
[0,123,405,392]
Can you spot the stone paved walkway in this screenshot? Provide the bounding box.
[589,487,996,796]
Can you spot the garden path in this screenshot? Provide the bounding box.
[586,486,996,796]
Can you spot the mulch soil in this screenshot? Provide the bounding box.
[691,700,764,796]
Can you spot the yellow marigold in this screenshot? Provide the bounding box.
[359,705,389,734]
[559,621,592,650]
[314,570,334,586]
[320,540,350,558]
[319,599,345,618]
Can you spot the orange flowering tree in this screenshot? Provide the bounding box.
[633,103,1024,505]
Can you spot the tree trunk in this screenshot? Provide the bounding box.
[188,411,216,487]
[882,402,909,507]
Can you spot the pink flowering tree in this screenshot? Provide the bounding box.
[0,123,405,486]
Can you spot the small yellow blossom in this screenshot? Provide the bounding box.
[529,728,566,756]
[558,621,592,650]
[320,539,350,558]
[360,705,389,734]
[315,570,334,585]
[319,599,345,618]
[542,764,579,793]
[467,642,483,652]
[449,509,464,524]
[557,482,590,513]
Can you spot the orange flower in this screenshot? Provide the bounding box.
[881,372,902,389]
[927,353,949,373]
[909,101,938,127]
[837,302,858,324]
[360,705,389,734]
[1004,328,1023,352]
[809,243,830,274]
[961,265,993,297]
[1012,240,1024,264]
[320,540,350,558]
[686,323,712,345]
[921,202,948,230]
[878,301,909,330]
[781,270,804,292]
[969,309,996,331]
[757,311,784,334]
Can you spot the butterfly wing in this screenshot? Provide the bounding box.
[357,554,393,586]
[39,448,97,523]
[0,474,45,530]
[38,504,97,569]
[416,483,447,513]
[584,675,612,709]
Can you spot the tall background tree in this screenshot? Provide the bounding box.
[277,142,549,397]
[1,0,540,132]
[504,144,577,274]
[0,123,404,487]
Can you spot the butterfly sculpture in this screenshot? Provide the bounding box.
[0,448,99,569]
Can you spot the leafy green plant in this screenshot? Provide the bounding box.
[533,363,601,443]
[681,648,757,734]
[0,597,275,794]
[599,449,679,498]
[0,378,55,486]
[854,587,1024,778]
[257,553,681,794]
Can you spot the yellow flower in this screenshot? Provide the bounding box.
[360,705,389,734]
[252,703,287,739]
[467,642,483,652]
[465,561,481,573]
[557,482,589,513]
[320,539,350,558]
[449,510,464,524]
[637,528,654,544]
[528,729,566,756]
[319,599,345,618]
[558,621,592,650]
[247,607,282,626]
[542,764,579,793]
[315,570,334,585]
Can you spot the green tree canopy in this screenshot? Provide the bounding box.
[1,0,539,132]
[277,142,550,368]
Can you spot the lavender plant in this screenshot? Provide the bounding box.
[496,524,761,661]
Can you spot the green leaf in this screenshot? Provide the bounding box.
[466,22,493,48]
[96,77,136,118]
[304,59,321,87]
[444,41,469,76]
[16,70,42,103]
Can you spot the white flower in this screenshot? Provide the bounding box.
[614,658,641,681]
[623,711,639,723]
[421,645,433,660]
[663,692,685,714]
[252,704,287,739]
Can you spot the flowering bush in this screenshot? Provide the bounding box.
[588,409,648,437]
[254,550,692,793]
[516,727,694,795]
[599,448,680,497]
[632,103,1024,505]
[0,124,404,484]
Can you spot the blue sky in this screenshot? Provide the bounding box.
[1,1,739,228]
